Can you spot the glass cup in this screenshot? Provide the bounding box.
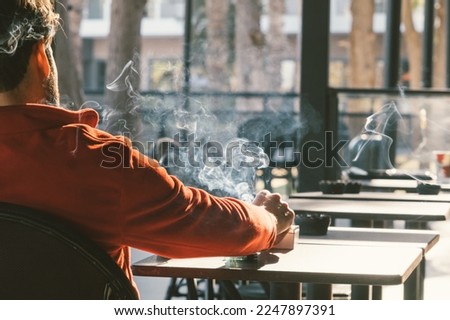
[433,150,450,183]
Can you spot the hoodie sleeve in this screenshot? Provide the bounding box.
[116,142,277,258]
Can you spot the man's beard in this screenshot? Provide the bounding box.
[43,47,60,106]
[43,70,60,106]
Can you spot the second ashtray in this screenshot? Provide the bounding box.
[295,214,331,236]
[417,182,441,195]
[344,181,362,194]
[319,180,346,194]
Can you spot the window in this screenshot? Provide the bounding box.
[374,0,386,13]
[84,0,106,19]
[145,0,160,19]
[160,0,185,19]
[285,0,299,15]
[333,0,350,16]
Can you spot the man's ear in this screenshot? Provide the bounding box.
[34,41,51,80]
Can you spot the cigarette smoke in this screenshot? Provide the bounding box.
[101,60,272,201]
[347,93,450,184]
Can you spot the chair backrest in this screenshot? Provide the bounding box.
[0,202,138,299]
[237,114,301,168]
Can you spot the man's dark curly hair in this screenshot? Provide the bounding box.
[0,0,59,92]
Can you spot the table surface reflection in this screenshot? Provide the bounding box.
[132,243,422,287]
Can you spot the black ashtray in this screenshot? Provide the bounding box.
[319,180,345,194]
[226,253,260,265]
[295,214,331,236]
[417,182,441,195]
[344,181,362,194]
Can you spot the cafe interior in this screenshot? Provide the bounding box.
[2,0,450,300]
[129,0,450,300]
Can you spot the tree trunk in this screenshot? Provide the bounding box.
[205,0,230,91]
[266,0,285,91]
[345,0,376,139]
[349,0,376,88]
[105,0,147,111]
[401,0,422,89]
[54,0,85,108]
[433,0,445,88]
[104,0,147,138]
[68,0,84,84]
[234,0,264,110]
[266,0,286,110]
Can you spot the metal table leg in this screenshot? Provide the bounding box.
[269,282,302,300]
[404,259,424,300]
[306,283,332,300]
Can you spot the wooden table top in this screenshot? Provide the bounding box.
[132,244,422,286]
[287,198,450,221]
[289,191,450,202]
[357,179,450,193]
[297,227,440,254]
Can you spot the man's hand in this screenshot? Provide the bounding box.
[253,190,294,244]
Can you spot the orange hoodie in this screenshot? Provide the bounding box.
[0,104,277,295]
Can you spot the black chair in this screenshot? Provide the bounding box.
[237,114,301,192]
[0,202,138,299]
